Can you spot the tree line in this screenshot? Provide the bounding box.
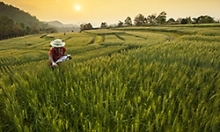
[0,16,57,40]
[132,11,217,26]
[80,11,218,31]
[0,0,219,39]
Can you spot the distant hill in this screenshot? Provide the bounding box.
[46,21,80,32]
[46,21,74,27]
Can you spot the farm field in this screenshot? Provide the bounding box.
[0,25,220,131]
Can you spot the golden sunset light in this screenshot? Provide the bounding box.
[1,0,220,130]
[1,0,220,27]
[74,4,81,11]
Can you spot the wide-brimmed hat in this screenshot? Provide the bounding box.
[50,39,65,47]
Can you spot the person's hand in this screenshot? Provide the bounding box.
[67,54,72,60]
[52,62,58,67]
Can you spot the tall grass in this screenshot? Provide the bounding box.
[0,27,220,131]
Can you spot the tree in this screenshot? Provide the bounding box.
[124,17,132,26]
[100,22,108,28]
[13,23,24,36]
[134,13,146,26]
[80,23,93,32]
[156,11,167,24]
[167,18,175,24]
[85,23,93,30]
[147,14,157,24]
[186,17,192,24]
[118,21,123,27]
[0,16,15,39]
[30,24,40,34]
[192,18,199,24]
[176,17,192,24]
[197,15,215,23]
[180,18,188,24]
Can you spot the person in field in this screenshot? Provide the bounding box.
[48,39,71,67]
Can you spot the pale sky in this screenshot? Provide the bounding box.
[2,0,220,27]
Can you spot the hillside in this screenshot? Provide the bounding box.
[0,2,79,33]
[0,2,43,27]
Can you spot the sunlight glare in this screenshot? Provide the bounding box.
[74,5,81,11]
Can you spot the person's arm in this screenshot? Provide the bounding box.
[48,48,58,67]
[49,55,54,63]
[49,56,58,67]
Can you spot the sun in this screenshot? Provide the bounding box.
[74,5,81,11]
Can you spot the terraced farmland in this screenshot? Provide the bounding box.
[0,25,220,131]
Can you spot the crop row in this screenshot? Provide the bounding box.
[0,28,220,131]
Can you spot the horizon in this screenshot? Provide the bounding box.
[2,0,220,27]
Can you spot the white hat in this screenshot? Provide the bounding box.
[50,39,65,47]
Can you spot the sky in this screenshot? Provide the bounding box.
[2,0,220,27]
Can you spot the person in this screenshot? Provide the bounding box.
[48,39,71,67]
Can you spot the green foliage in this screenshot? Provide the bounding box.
[0,2,58,39]
[0,27,220,131]
[134,14,146,26]
[197,15,215,24]
[0,2,41,27]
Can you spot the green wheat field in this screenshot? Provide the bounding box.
[0,25,220,132]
